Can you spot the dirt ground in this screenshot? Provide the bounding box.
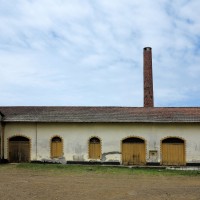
[0,165,200,200]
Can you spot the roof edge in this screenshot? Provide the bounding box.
[1,106,200,108]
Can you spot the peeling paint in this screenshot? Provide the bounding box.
[42,157,66,164]
[74,143,84,154]
[73,155,84,161]
[101,151,121,162]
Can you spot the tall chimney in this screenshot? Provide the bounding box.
[143,47,154,107]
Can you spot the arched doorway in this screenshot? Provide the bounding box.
[89,137,101,159]
[9,136,30,163]
[122,137,146,165]
[51,136,63,158]
[161,137,185,166]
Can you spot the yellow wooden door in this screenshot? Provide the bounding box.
[89,143,101,159]
[51,141,62,158]
[162,143,185,165]
[122,142,145,165]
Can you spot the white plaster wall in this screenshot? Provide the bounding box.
[4,122,200,163]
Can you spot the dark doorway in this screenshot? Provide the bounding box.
[9,136,30,163]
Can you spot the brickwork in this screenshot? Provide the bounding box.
[143,47,154,107]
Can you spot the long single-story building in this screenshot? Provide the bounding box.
[1,47,200,166]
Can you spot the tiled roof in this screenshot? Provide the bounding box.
[0,106,200,123]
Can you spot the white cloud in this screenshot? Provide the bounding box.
[0,0,200,106]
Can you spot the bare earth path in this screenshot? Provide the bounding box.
[0,165,200,200]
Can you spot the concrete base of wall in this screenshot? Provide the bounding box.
[145,162,200,167]
[31,160,62,164]
[16,160,200,167]
[186,163,200,166]
[31,160,121,165]
[67,161,121,165]
[0,159,8,164]
[146,162,160,166]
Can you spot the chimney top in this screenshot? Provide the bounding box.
[144,47,152,51]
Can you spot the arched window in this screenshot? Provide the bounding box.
[89,137,101,159]
[51,136,63,158]
[162,137,184,144]
[123,137,144,143]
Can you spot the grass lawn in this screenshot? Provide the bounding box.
[0,163,198,176]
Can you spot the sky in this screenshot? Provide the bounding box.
[0,0,200,107]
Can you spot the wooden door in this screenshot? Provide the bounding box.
[9,140,30,163]
[51,137,63,158]
[89,143,101,159]
[51,141,63,158]
[89,137,101,159]
[162,143,185,165]
[122,138,145,165]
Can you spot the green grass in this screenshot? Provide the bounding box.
[9,163,200,176]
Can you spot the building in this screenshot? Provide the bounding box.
[1,47,200,166]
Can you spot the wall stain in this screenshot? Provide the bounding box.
[101,151,121,162]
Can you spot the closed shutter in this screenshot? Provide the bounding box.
[51,137,63,158]
[89,143,100,159]
[89,137,101,159]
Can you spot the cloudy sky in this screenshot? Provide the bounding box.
[0,0,200,107]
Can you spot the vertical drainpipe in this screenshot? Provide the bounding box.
[36,122,38,160]
[2,123,5,160]
[0,113,4,160]
[143,47,154,107]
[0,114,2,160]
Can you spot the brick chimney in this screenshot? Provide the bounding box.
[143,47,154,107]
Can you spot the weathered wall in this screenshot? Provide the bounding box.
[3,122,200,164]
